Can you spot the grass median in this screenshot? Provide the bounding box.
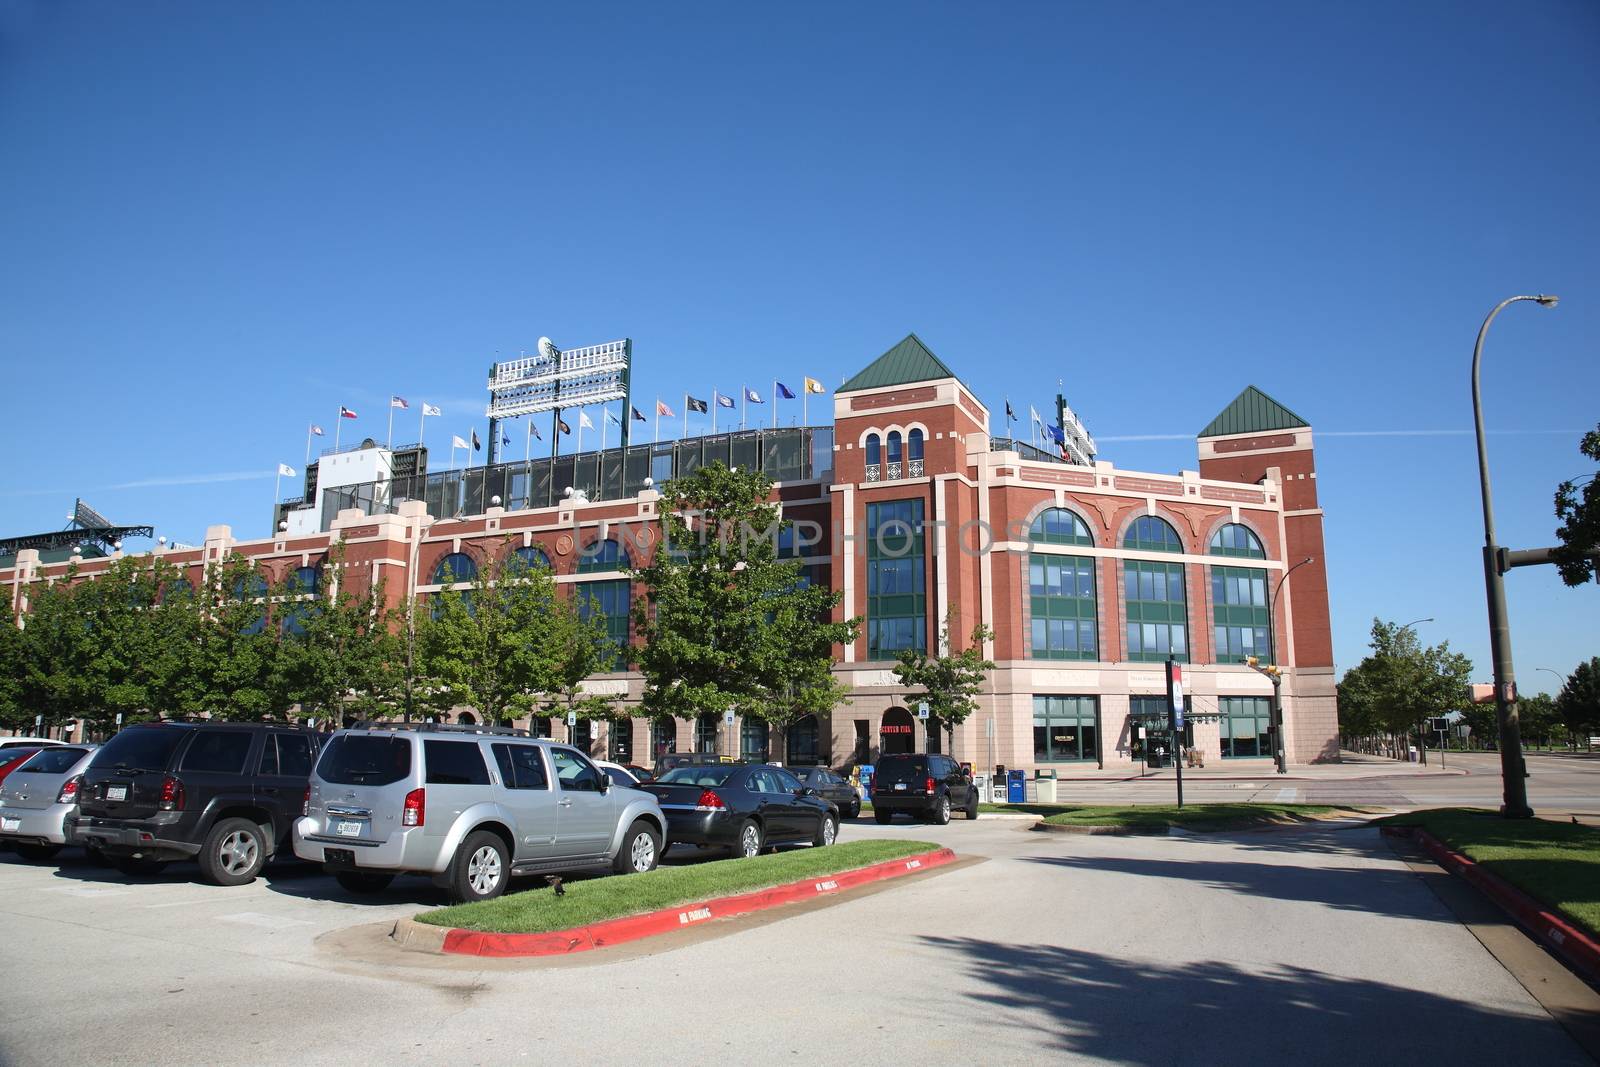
[418,839,942,934]
[1034,803,1341,830]
[1380,807,1600,938]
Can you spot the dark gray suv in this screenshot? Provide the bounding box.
[294,724,667,903]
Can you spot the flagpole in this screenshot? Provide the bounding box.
[712,392,718,435]
[450,440,457,472]
[387,404,394,450]
[304,424,312,466]
[526,419,532,463]
[419,406,426,446]
[654,399,660,445]
[334,409,342,451]
[803,389,807,427]
[741,386,747,431]
[682,394,689,440]
[273,467,282,531]
[772,381,778,428]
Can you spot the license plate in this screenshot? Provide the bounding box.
[894,782,907,791]
[106,785,128,802]
[0,817,18,832]
[335,820,363,838]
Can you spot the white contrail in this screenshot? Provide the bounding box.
[0,470,273,498]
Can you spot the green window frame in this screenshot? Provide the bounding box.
[1033,695,1098,762]
[1219,696,1272,758]
[866,499,925,658]
[1029,507,1094,546]
[1208,523,1265,558]
[1212,565,1271,663]
[1124,560,1188,662]
[1029,554,1098,660]
[1124,515,1183,553]
[577,579,630,670]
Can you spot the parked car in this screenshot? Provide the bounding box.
[640,763,838,859]
[0,748,44,787]
[596,760,641,787]
[68,721,322,884]
[870,753,979,825]
[294,724,667,903]
[786,766,862,819]
[622,764,654,782]
[0,744,99,861]
[0,737,65,752]
[651,751,734,778]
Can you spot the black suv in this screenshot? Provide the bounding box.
[871,753,979,825]
[69,722,321,885]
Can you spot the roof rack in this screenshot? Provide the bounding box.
[348,721,536,738]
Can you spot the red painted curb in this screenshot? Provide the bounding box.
[437,847,958,958]
[1398,826,1600,983]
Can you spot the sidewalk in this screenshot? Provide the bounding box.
[1034,750,1468,783]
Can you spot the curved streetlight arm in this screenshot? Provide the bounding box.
[1472,294,1558,547]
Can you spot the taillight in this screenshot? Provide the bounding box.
[925,776,935,796]
[57,775,81,804]
[694,789,725,812]
[158,775,185,811]
[402,787,425,827]
[301,786,310,817]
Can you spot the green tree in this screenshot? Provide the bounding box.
[280,546,401,726]
[632,462,859,754]
[1557,657,1600,745]
[1517,692,1559,750]
[536,581,623,735]
[0,608,28,732]
[893,613,996,756]
[188,554,290,721]
[1553,424,1600,586]
[1336,618,1473,762]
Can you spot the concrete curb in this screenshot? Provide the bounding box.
[1386,825,1600,984]
[396,847,958,958]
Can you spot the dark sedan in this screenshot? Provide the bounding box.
[785,766,862,819]
[640,764,839,859]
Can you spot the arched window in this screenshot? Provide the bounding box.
[577,539,629,574]
[289,566,320,596]
[511,545,551,572]
[457,711,477,726]
[865,433,882,466]
[787,714,821,766]
[695,712,720,753]
[1029,508,1094,546]
[651,716,678,760]
[741,718,769,762]
[886,430,903,464]
[1123,516,1187,662]
[578,579,630,669]
[1124,515,1183,553]
[233,573,269,636]
[432,552,477,584]
[1208,523,1265,559]
[908,428,924,461]
[160,577,193,604]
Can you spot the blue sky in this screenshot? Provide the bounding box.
[2,1,1595,684]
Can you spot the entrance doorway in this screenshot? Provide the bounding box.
[880,707,915,755]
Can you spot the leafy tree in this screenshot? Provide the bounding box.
[632,462,859,754]
[536,580,622,732]
[1335,619,1473,762]
[1553,424,1600,586]
[1557,657,1600,744]
[893,613,996,756]
[0,607,28,732]
[1517,692,1559,750]
[188,554,290,721]
[279,545,401,726]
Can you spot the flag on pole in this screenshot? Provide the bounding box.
[390,396,409,410]
[630,406,647,422]
[451,435,470,450]
[340,406,358,419]
[310,424,325,436]
[579,411,595,430]
[1029,405,1041,425]
[530,421,542,441]
[1005,400,1016,422]
[422,403,441,417]
[685,396,708,414]
[1045,423,1065,445]
[471,429,481,451]
[715,392,735,408]
[558,416,572,434]
[804,378,826,394]
[743,387,764,404]
[775,382,796,400]
[278,463,296,478]
[657,399,677,418]
[501,430,511,447]
[605,409,621,425]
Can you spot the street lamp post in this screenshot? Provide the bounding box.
[1536,667,1566,751]
[1472,293,1558,819]
[1253,556,1316,775]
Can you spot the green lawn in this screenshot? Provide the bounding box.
[1380,808,1600,938]
[1036,803,1339,830]
[418,839,942,934]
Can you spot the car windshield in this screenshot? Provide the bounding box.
[13,747,87,774]
[91,727,189,773]
[317,735,412,786]
[658,765,740,787]
[875,757,928,785]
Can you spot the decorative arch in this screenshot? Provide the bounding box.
[432,552,478,585]
[864,432,882,465]
[1206,520,1269,559]
[879,707,915,756]
[1027,506,1095,546]
[511,544,552,571]
[577,538,630,574]
[1117,511,1186,553]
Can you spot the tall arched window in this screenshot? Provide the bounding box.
[1028,509,1097,660]
[512,545,552,572]
[886,430,903,464]
[1123,515,1187,662]
[865,433,882,466]
[233,573,269,636]
[432,553,477,584]
[1209,524,1270,662]
[289,566,320,596]
[908,429,924,461]
[577,539,629,574]
[280,567,319,638]
[787,714,821,766]
[651,716,677,760]
[578,539,631,669]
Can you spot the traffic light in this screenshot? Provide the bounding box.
[1245,657,1282,681]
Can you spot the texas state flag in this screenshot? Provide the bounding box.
[339,406,358,419]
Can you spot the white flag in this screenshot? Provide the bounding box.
[579,411,595,430]
[422,403,441,417]
[451,434,470,450]
[277,463,296,478]
[1029,405,1042,426]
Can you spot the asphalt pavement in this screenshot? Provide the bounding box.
[0,809,1592,1065]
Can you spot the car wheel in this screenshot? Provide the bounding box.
[15,844,61,862]
[966,792,981,820]
[814,814,838,847]
[85,846,111,867]
[613,819,661,875]
[848,801,861,819]
[334,870,395,895]
[929,794,952,826]
[199,817,267,886]
[112,855,169,877]
[448,831,509,903]
[873,809,892,825]
[736,819,762,859]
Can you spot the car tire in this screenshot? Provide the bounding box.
[735,819,762,859]
[334,870,395,895]
[112,855,168,877]
[613,819,661,875]
[873,809,892,825]
[199,817,267,886]
[15,844,61,862]
[448,830,509,904]
[966,792,981,820]
[814,814,838,847]
[929,794,952,826]
[85,846,111,868]
[847,801,861,819]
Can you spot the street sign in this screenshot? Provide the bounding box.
[917,702,930,721]
[567,710,577,728]
[724,710,735,727]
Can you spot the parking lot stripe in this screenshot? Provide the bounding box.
[218,911,315,930]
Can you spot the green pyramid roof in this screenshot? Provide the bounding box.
[838,333,961,394]
[1199,385,1309,438]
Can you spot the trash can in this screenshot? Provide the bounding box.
[1006,769,1027,803]
[1035,768,1058,804]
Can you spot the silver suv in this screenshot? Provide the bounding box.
[292,724,666,903]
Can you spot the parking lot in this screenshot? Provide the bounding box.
[3,810,1592,1066]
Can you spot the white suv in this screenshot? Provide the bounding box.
[293,724,666,903]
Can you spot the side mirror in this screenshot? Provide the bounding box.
[600,771,613,792]
[798,786,816,797]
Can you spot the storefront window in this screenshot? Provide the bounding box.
[1033,695,1098,762]
[1220,696,1271,758]
[741,718,769,762]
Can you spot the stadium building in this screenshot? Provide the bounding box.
[2,333,1337,771]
